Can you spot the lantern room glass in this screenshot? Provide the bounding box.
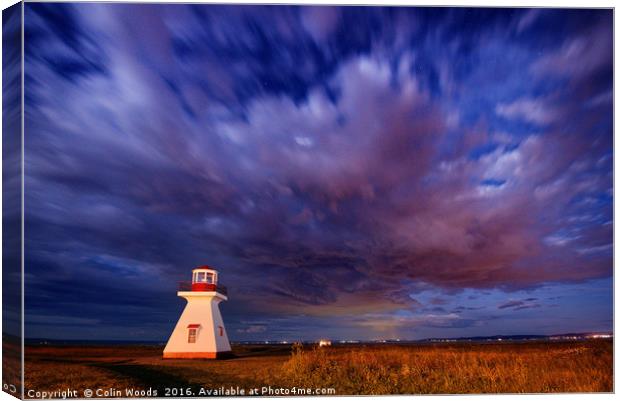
[192,270,217,284]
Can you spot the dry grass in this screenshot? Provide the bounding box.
[280,340,613,394]
[22,340,612,397]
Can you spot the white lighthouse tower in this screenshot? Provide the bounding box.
[163,265,232,359]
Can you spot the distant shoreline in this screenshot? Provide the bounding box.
[11,331,612,346]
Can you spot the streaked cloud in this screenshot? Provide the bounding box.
[20,4,612,341]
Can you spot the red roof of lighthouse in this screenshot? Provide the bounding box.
[194,265,216,271]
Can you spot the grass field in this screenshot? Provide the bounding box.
[22,339,612,397]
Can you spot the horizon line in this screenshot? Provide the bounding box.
[12,330,614,344]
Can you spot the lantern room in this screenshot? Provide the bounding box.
[191,266,218,291]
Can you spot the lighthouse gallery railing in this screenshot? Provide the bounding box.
[178,281,228,295]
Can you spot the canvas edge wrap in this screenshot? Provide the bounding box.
[2,1,24,399]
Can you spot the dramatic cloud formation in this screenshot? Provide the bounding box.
[21,5,612,341]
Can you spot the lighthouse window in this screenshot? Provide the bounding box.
[206,273,214,284]
[195,272,206,282]
[218,326,223,337]
[188,328,197,343]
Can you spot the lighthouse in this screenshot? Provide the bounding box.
[163,266,232,359]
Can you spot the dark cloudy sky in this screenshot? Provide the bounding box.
[21,4,612,341]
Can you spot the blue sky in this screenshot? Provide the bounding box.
[16,4,613,341]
